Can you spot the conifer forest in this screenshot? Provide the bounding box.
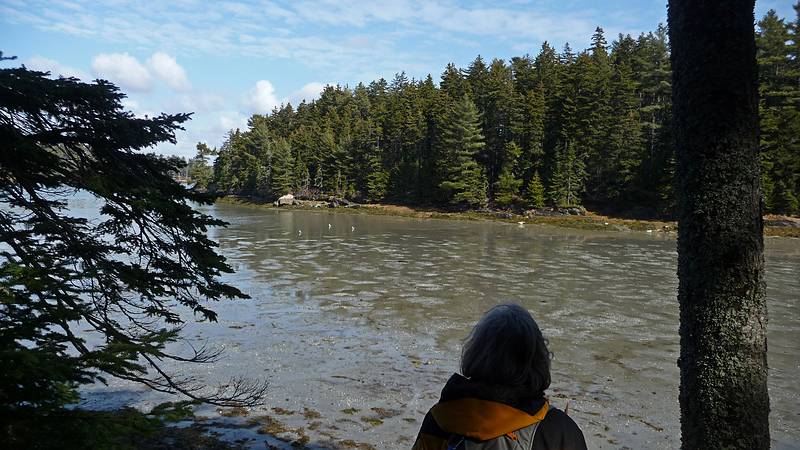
[195,10,799,218]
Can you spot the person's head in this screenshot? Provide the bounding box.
[461,304,551,393]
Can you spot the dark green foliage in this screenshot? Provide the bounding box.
[208,14,798,216]
[548,141,584,207]
[493,142,522,207]
[366,153,389,202]
[149,400,200,422]
[438,96,488,207]
[773,180,799,213]
[635,24,675,215]
[757,8,800,215]
[270,137,294,196]
[187,142,214,189]
[0,63,266,421]
[525,171,546,209]
[493,168,521,208]
[6,408,161,450]
[4,402,242,450]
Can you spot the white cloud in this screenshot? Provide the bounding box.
[24,55,90,80]
[91,52,152,91]
[288,81,327,105]
[167,92,226,114]
[147,52,189,91]
[245,80,326,113]
[218,112,248,132]
[245,80,281,114]
[90,51,190,92]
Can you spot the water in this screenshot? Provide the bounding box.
[78,201,800,449]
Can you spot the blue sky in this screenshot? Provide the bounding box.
[1,0,795,157]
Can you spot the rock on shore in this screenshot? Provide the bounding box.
[273,193,360,209]
[275,194,295,206]
[524,206,587,217]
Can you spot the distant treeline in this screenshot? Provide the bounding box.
[186,8,799,217]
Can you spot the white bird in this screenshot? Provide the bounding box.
[351,226,355,232]
[604,222,609,226]
[328,223,332,230]
[298,230,302,236]
[646,229,653,233]
[517,221,525,225]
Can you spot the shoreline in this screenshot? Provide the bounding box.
[215,196,800,238]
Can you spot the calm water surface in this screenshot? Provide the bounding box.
[82,201,800,449]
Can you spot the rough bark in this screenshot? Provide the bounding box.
[668,1,769,448]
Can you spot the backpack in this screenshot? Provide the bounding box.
[445,419,543,450]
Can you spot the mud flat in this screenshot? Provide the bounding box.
[79,203,800,449]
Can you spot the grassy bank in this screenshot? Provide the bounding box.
[216,197,800,238]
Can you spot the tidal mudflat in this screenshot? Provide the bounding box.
[80,202,800,449]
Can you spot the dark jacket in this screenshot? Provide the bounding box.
[412,374,587,450]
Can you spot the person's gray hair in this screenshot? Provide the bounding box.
[461,304,551,393]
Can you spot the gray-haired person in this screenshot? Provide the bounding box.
[412,304,587,450]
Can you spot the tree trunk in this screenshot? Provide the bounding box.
[668,1,769,448]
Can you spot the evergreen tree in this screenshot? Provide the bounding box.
[293,155,310,192]
[245,121,271,196]
[549,52,586,207]
[270,138,294,196]
[438,95,488,207]
[493,142,522,207]
[213,129,252,194]
[466,57,516,199]
[548,141,584,206]
[606,49,643,202]
[187,142,214,189]
[582,27,615,202]
[366,152,389,202]
[313,166,323,189]
[525,171,546,208]
[635,24,675,214]
[535,42,563,161]
[0,64,265,424]
[512,84,546,185]
[416,74,442,202]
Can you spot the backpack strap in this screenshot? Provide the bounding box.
[527,423,539,450]
[520,405,555,450]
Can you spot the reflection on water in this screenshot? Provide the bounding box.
[81,199,800,449]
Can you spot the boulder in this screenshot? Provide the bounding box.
[327,196,358,208]
[524,206,586,217]
[563,206,587,216]
[524,208,556,217]
[524,209,541,218]
[276,194,295,206]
